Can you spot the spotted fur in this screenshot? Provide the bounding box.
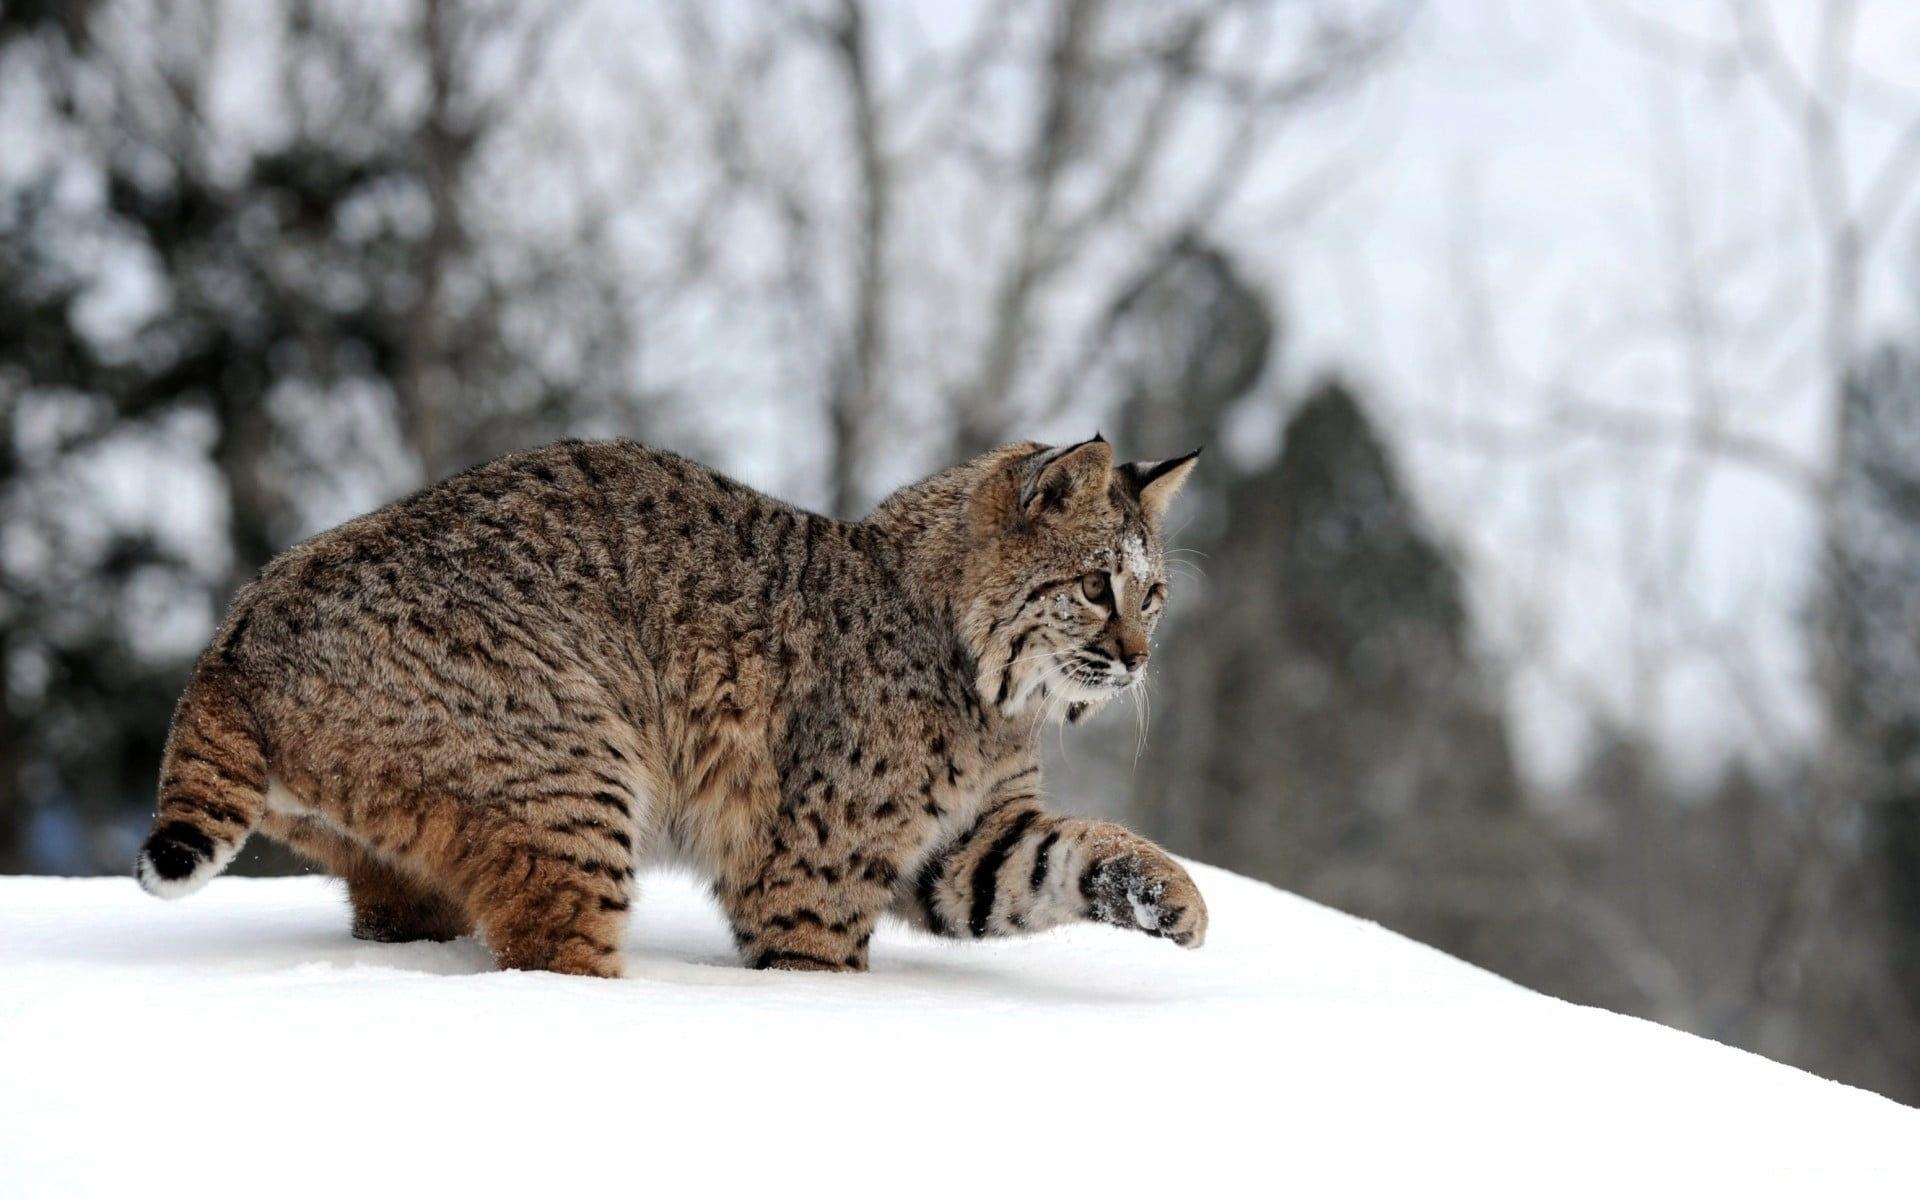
[136,436,1204,975]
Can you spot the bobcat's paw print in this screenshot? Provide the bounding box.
[1081,847,1208,949]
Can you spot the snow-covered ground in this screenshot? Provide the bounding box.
[1,862,1912,1198]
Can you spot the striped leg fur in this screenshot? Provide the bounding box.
[455,825,635,978]
[135,664,267,899]
[900,802,1208,948]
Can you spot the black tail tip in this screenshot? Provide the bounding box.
[143,821,215,882]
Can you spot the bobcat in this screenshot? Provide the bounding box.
[136,435,1206,976]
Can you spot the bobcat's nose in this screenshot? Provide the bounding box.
[1120,647,1150,673]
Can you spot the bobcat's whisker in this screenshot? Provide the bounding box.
[1130,677,1152,772]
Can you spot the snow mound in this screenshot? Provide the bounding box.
[1,863,1913,1197]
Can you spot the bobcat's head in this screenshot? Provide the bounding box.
[954,436,1198,724]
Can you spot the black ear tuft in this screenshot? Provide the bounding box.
[1121,448,1202,521]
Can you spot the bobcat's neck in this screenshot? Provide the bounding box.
[860,445,1059,736]
[859,479,975,625]
[862,484,1019,718]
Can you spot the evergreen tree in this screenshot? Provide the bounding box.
[1821,343,1920,1067]
[0,3,637,871]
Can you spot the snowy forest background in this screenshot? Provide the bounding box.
[4,0,1920,1103]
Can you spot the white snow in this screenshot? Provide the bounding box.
[2,863,1913,1198]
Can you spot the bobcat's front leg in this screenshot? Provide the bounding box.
[719,804,897,972]
[720,853,891,971]
[899,801,1207,948]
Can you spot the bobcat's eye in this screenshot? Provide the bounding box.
[1080,572,1111,605]
[1142,583,1166,614]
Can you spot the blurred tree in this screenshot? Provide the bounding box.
[1110,233,1275,456]
[635,0,1404,513]
[0,0,642,871]
[1140,378,1528,896]
[1092,240,1623,1003]
[1817,342,1920,1090]
[0,398,15,872]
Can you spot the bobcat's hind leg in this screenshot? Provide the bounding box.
[260,809,473,943]
[347,866,470,944]
[456,821,636,978]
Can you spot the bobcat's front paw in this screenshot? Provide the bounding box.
[1080,845,1208,949]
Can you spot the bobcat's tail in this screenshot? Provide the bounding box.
[136,662,267,899]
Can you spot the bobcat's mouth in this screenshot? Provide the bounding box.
[1053,652,1137,725]
[1065,652,1135,692]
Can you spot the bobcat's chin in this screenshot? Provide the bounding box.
[1056,670,1131,725]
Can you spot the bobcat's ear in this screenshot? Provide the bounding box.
[1121,448,1201,523]
[1020,436,1114,522]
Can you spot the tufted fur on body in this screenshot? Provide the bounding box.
[136,435,1205,976]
